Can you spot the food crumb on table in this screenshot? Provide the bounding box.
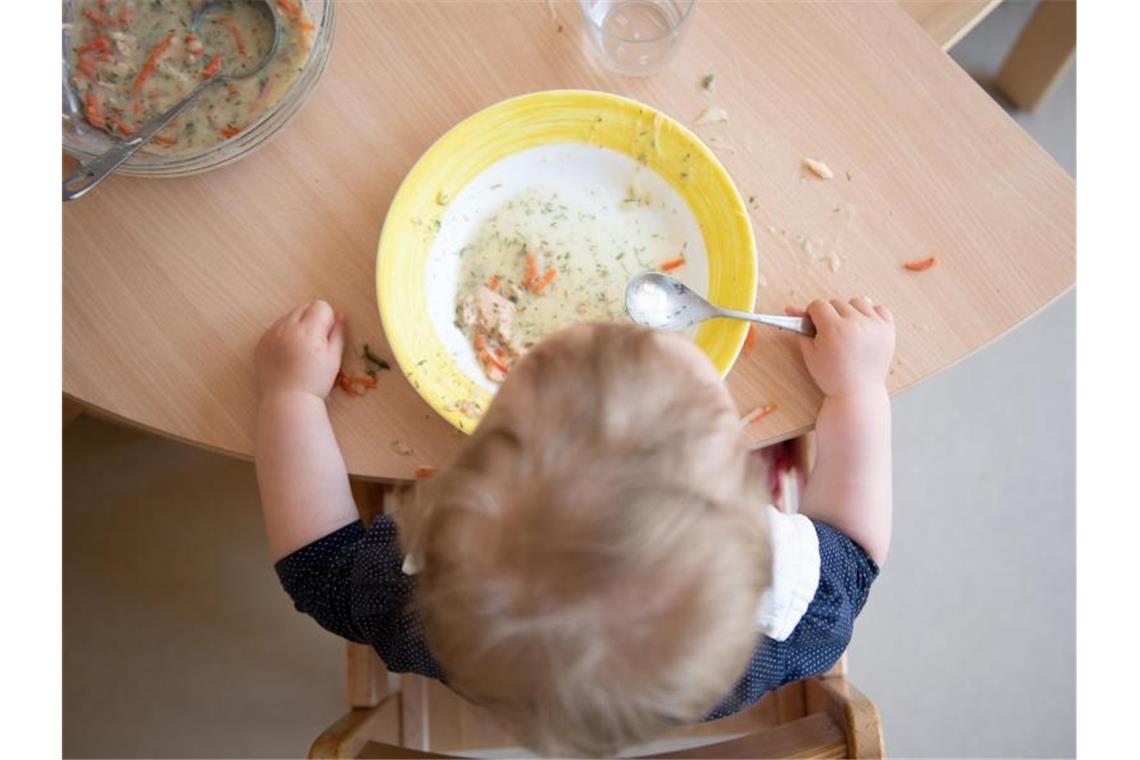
[903,255,940,272]
[695,105,729,125]
[335,370,377,397]
[802,158,834,179]
[361,343,391,376]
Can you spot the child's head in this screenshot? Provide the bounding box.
[397,323,770,756]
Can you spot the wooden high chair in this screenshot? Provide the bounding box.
[310,644,882,759]
[319,437,883,759]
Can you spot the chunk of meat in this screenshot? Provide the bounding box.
[457,285,517,347]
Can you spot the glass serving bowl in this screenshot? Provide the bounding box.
[61,0,334,177]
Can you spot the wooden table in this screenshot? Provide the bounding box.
[63,1,1074,481]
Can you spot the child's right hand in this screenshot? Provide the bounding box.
[255,300,346,401]
[789,298,895,398]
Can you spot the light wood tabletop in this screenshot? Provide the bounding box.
[62,1,1075,481]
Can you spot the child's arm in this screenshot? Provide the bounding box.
[793,298,895,565]
[254,300,358,561]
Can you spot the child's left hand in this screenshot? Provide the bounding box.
[255,300,346,401]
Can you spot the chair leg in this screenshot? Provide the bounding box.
[348,642,394,708]
[996,0,1076,112]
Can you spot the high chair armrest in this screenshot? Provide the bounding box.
[804,675,885,759]
[644,712,846,759]
[310,696,401,760]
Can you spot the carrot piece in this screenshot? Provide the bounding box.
[298,20,317,32]
[523,251,540,289]
[76,56,98,79]
[85,91,105,128]
[487,275,500,292]
[743,324,758,354]
[82,8,123,27]
[219,125,242,139]
[151,134,178,146]
[531,267,558,295]
[480,350,509,374]
[740,404,777,426]
[202,54,222,79]
[226,21,248,56]
[335,370,378,396]
[133,34,175,92]
[903,255,940,272]
[76,36,112,55]
[98,0,109,9]
[473,334,487,352]
[413,465,438,480]
[659,257,686,273]
[106,115,135,136]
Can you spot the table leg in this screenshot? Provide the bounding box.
[63,395,86,428]
[996,0,1076,112]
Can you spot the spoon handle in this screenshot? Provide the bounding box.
[62,77,215,201]
[717,307,817,337]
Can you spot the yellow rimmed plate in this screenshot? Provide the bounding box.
[377,90,756,432]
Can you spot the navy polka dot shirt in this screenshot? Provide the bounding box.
[275,515,877,720]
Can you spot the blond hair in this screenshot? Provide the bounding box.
[396,324,770,756]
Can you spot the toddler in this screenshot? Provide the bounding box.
[255,297,894,756]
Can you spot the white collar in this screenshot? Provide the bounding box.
[755,506,821,641]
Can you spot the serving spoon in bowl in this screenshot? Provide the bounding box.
[62,0,281,201]
[625,272,816,337]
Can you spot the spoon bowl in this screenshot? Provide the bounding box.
[625,272,815,336]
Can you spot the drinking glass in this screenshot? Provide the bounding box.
[579,0,696,76]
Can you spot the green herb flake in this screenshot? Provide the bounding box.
[362,344,391,372]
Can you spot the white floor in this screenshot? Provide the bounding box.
[62,2,1075,756]
[850,2,1075,756]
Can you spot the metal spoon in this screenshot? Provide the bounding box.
[625,272,816,337]
[62,0,281,201]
